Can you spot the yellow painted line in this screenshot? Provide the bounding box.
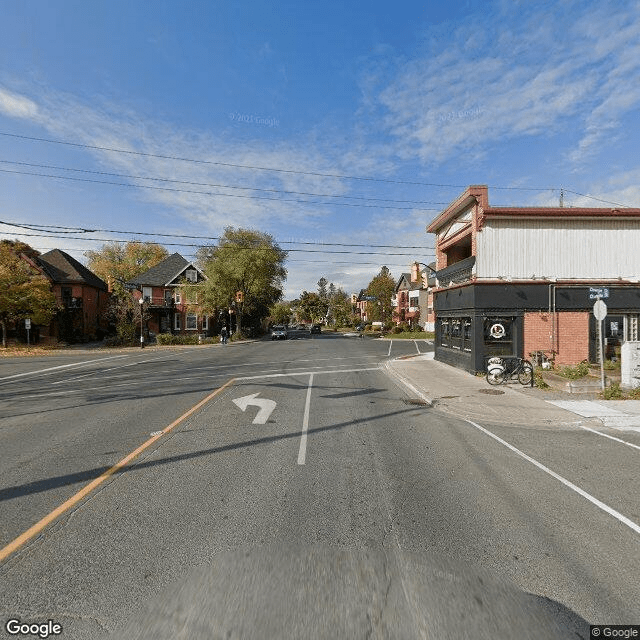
[0,377,236,564]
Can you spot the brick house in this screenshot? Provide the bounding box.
[355,289,368,322]
[126,253,212,337]
[427,185,640,372]
[392,273,412,326]
[36,249,110,343]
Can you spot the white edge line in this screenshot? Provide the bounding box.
[464,419,640,536]
[414,340,420,355]
[297,373,314,465]
[576,423,640,452]
[237,366,380,381]
[388,341,392,357]
[0,355,129,382]
[382,360,433,406]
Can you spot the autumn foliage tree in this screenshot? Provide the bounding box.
[0,240,57,347]
[85,241,169,297]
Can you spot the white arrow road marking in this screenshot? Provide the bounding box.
[232,392,277,424]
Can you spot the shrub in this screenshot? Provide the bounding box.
[534,370,550,389]
[601,382,625,400]
[156,333,199,345]
[392,325,403,334]
[556,360,590,380]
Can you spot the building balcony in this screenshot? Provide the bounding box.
[436,256,476,287]
[62,297,82,309]
[144,296,176,309]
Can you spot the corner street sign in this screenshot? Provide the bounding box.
[593,299,607,321]
[589,287,609,300]
[24,318,31,329]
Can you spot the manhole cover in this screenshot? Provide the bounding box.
[478,389,505,395]
[403,398,429,406]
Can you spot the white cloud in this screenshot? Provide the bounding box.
[0,87,39,119]
[366,1,640,167]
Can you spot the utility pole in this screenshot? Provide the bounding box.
[559,188,564,208]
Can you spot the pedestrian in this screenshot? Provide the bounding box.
[220,326,228,344]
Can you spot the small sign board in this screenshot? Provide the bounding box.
[24,318,31,329]
[593,299,607,321]
[363,296,377,301]
[589,287,609,300]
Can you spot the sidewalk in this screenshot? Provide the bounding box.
[385,354,640,430]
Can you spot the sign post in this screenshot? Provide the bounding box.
[25,318,31,345]
[593,298,607,391]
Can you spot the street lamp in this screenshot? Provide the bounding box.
[138,297,145,348]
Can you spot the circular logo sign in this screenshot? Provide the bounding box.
[489,323,506,339]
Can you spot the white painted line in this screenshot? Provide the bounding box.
[297,374,314,465]
[387,341,392,357]
[414,340,421,355]
[0,355,128,383]
[50,356,168,385]
[383,360,433,406]
[237,366,380,381]
[575,424,640,452]
[464,419,640,536]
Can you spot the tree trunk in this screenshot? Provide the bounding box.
[1,320,6,348]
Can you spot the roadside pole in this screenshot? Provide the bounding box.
[593,297,607,391]
[25,318,31,345]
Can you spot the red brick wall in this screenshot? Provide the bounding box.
[524,311,590,365]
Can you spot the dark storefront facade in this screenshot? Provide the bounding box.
[434,283,640,373]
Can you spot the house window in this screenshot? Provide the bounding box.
[142,287,152,302]
[185,269,197,282]
[174,314,182,331]
[174,291,181,304]
[186,314,197,330]
[202,316,208,330]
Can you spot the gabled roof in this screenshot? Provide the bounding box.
[395,273,412,292]
[38,249,108,291]
[127,252,205,287]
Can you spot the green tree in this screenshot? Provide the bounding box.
[295,291,326,324]
[269,301,292,325]
[85,241,169,297]
[0,240,57,347]
[197,228,287,334]
[365,266,395,323]
[317,277,328,300]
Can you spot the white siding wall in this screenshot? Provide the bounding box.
[476,219,640,280]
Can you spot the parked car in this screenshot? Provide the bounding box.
[271,325,287,340]
[309,324,321,334]
[355,324,366,331]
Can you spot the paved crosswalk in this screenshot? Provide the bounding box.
[547,400,640,430]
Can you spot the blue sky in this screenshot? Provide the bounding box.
[1,0,639,298]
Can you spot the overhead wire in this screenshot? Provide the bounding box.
[0,219,434,250]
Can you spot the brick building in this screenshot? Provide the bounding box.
[427,185,640,372]
[36,249,110,343]
[126,253,212,337]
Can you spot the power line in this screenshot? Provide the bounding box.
[0,130,555,191]
[0,160,447,207]
[4,231,431,256]
[0,219,434,250]
[0,167,439,211]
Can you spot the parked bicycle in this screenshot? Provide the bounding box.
[486,356,534,386]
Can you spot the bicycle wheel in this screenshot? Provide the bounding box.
[518,362,533,385]
[486,370,505,385]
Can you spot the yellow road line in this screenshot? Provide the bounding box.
[0,377,236,564]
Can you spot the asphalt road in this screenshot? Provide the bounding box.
[0,333,637,638]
